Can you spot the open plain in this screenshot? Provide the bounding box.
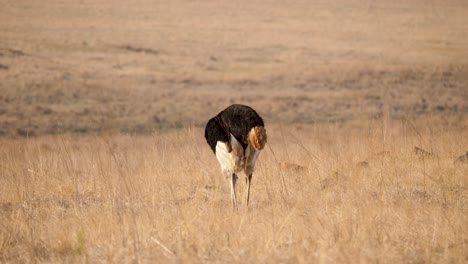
[0,0,467,262]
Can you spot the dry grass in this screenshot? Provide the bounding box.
[1,0,468,262]
[1,116,467,263]
[0,0,467,135]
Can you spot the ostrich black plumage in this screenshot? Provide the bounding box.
[205,104,267,209]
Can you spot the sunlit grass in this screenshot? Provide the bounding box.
[1,116,467,262]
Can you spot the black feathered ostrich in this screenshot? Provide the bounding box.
[205,104,267,209]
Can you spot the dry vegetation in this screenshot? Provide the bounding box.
[1,0,468,263]
[1,118,467,263]
[0,0,467,135]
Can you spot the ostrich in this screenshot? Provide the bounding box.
[204,104,267,209]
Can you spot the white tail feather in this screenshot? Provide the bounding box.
[215,134,244,174]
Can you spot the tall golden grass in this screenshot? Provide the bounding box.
[1,116,467,263]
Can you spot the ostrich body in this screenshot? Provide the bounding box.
[205,104,267,209]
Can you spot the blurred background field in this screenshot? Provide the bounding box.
[0,0,467,263]
[0,0,467,135]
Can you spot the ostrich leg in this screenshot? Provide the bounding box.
[246,173,253,207]
[230,173,238,210]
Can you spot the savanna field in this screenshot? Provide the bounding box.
[1,0,468,263]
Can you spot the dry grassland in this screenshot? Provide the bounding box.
[1,0,468,263]
[0,0,467,134]
[1,117,468,263]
